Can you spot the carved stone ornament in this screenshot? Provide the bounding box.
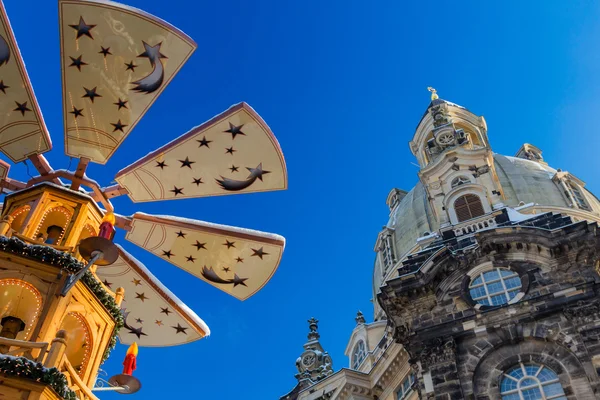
[564,299,600,323]
[418,338,457,369]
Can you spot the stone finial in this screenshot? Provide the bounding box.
[428,86,439,100]
[355,310,365,325]
[307,317,320,340]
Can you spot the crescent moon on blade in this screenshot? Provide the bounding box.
[131,41,167,94]
[201,266,248,287]
[0,34,10,66]
[216,163,270,191]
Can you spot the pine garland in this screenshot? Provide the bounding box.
[0,236,124,362]
[0,355,78,399]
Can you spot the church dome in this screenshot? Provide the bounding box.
[372,95,600,319]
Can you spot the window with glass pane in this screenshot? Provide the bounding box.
[469,268,522,306]
[352,340,366,369]
[454,194,485,222]
[381,235,396,272]
[501,363,566,400]
[397,373,415,399]
[569,182,591,211]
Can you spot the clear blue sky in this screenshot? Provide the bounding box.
[4,0,600,398]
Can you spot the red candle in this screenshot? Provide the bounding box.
[122,342,138,375]
[98,212,116,240]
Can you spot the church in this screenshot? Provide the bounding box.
[281,89,600,400]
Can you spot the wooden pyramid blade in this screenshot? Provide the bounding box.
[125,212,285,301]
[114,102,287,202]
[95,245,210,346]
[59,0,196,164]
[0,2,52,162]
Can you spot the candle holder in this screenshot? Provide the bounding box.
[92,374,141,394]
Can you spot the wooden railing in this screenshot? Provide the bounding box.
[61,357,100,400]
[0,336,49,362]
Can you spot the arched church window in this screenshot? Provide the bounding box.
[352,340,367,369]
[378,233,396,274]
[500,363,566,400]
[454,194,485,222]
[469,268,521,306]
[568,182,591,211]
[451,176,471,188]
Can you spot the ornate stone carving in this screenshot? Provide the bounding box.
[564,300,600,323]
[418,338,457,369]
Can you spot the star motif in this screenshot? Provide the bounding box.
[155,320,163,326]
[172,323,188,334]
[69,55,87,71]
[170,186,184,196]
[13,101,31,116]
[197,136,212,148]
[223,240,236,249]
[160,307,172,315]
[224,122,246,139]
[111,119,127,133]
[176,230,186,238]
[179,156,195,169]
[137,41,167,63]
[0,80,9,94]
[193,240,207,250]
[99,46,112,57]
[156,160,167,169]
[69,107,84,118]
[232,274,248,287]
[162,249,174,258]
[247,163,271,181]
[102,279,112,288]
[251,247,269,259]
[222,267,231,273]
[131,278,142,286]
[135,292,148,302]
[127,326,147,339]
[229,165,239,173]
[82,87,101,103]
[225,146,236,155]
[69,17,96,39]
[135,318,143,324]
[192,177,203,186]
[186,255,196,262]
[114,98,128,110]
[125,61,138,71]
[236,257,244,263]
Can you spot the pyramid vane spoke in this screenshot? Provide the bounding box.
[125,213,286,301]
[59,0,197,165]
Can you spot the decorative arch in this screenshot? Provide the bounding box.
[443,184,491,224]
[34,205,73,245]
[59,312,93,378]
[10,205,31,233]
[351,340,367,369]
[0,279,43,340]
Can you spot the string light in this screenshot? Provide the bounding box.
[0,279,42,340]
[66,312,91,377]
[34,207,72,244]
[10,205,31,232]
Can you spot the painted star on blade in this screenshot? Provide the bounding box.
[176,230,186,238]
[82,87,101,103]
[111,119,127,133]
[225,146,236,155]
[251,247,269,259]
[247,163,271,181]
[223,240,236,249]
[69,107,84,118]
[162,249,174,259]
[193,240,207,250]
[222,267,231,273]
[192,177,203,186]
[127,326,147,339]
[179,157,195,168]
[99,46,112,57]
[125,61,137,71]
[155,320,163,326]
[156,160,167,169]
[13,101,31,116]
[69,55,87,71]
[170,186,184,196]
[138,41,167,64]
[236,257,244,263]
[232,274,248,287]
[229,165,239,173]
[197,136,211,148]
[114,98,128,110]
[172,323,188,334]
[160,307,172,315]
[69,16,96,39]
[131,278,142,286]
[135,318,143,324]
[135,292,148,302]
[102,279,112,288]
[224,122,246,139]
[186,255,196,263]
[0,80,9,94]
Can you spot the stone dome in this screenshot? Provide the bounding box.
[372,154,600,304]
